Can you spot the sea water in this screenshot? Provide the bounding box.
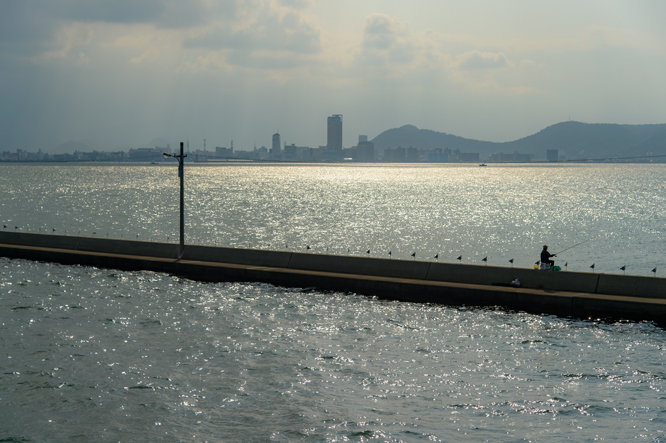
[1,163,665,441]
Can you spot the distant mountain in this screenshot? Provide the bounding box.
[371,124,498,154]
[634,129,666,156]
[371,122,666,160]
[509,122,666,159]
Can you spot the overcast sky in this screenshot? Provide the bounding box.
[1,0,665,152]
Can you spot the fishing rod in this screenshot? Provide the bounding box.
[553,238,594,255]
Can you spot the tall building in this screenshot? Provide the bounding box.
[327,115,343,151]
[356,135,375,162]
[546,149,559,162]
[271,132,281,155]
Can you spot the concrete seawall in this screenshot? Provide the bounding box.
[1,231,665,323]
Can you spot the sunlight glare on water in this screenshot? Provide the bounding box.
[2,163,666,441]
[1,163,665,274]
[1,259,666,441]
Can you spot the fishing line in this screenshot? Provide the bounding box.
[553,237,597,255]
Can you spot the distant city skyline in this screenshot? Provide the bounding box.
[2,1,665,153]
[5,119,666,163]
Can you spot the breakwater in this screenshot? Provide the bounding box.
[1,231,665,323]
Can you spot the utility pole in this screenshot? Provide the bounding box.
[163,142,187,258]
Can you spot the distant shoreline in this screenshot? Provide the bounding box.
[2,160,666,166]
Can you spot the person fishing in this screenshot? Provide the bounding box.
[541,245,556,268]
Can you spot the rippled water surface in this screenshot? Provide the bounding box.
[1,163,666,441]
[2,163,666,274]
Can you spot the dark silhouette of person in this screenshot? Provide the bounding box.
[541,245,556,267]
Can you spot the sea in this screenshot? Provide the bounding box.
[1,162,665,442]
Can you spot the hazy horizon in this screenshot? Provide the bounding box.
[2,1,665,152]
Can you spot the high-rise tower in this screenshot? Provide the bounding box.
[272,132,281,155]
[327,115,343,151]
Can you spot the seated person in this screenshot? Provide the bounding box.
[541,245,556,267]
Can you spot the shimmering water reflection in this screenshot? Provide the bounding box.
[2,163,666,441]
[1,259,665,441]
[1,163,665,274]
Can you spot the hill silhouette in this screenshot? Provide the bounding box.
[371,122,666,160]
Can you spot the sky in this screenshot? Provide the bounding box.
[1,0,665,153]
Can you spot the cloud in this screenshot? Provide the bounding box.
[443,50,552,97]
[356,13,415,65]
[438,25,659,56]
[52,0,224,28]
[277,0,313,10]
[179,1,322,71]
[0,3,61,57]
[49,0,166,24]
[156,1,222,29]
[0,0,212,50]
[183,3,321,56]
[29,23,94,64]
[0,1,164,62]
[0,0,320,72]
[454,50,512,70]
[130,47,160,64]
